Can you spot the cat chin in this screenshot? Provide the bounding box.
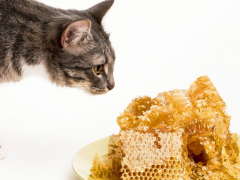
[76,82,109,95]
[89,87,109,95]
[71,85,108,95]
[90,89,109,95]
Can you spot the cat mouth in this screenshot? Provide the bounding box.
[90,86,109,94]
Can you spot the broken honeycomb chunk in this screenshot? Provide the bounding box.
[91,153,121,180]
[91,76,240,180]
[120,128,190,180]
[108,134,121,156]
[125,96,159,117]
[117,96,159,130]
[90,135,121,180]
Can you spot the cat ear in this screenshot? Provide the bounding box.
[87,0,114,24]
[61,20,91,48]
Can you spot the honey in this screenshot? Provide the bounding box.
[90,76,240,180]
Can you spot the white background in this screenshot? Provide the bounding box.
[0,0,240,180]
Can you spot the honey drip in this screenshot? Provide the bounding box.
[91,76,240,180]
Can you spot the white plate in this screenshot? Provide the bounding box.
[72,137,109,180]
[72,136,240,180]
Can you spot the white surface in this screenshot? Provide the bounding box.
[0,0,240,180]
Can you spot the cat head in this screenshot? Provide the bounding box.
[47,0,115,94]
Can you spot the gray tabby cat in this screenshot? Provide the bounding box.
[0,0,115,93]
[0,0,115,159]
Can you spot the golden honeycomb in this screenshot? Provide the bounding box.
[91,76,240,180]
[120,129,190,180]
[91,135,122,180]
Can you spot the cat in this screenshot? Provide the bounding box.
[0,0,115,93]
[0,0,115,159]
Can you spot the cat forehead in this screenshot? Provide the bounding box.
[87,47,115,65]
[89,53,106,65]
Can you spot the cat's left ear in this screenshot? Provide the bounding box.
[61,20,91,48]
[87,0,114,24]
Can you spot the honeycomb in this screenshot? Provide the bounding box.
[91,76,240,180]
[120,129,190,180]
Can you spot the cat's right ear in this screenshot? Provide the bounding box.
[61,20,91,48]
[87,0,114,24]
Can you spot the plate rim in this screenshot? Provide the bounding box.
[72,137,109,180]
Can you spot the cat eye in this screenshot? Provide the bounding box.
[94,65,103,75]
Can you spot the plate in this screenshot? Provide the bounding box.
[72,137,109,180]
[72,136,240,180]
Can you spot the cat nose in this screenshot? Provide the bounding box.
[107,84,115,91]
